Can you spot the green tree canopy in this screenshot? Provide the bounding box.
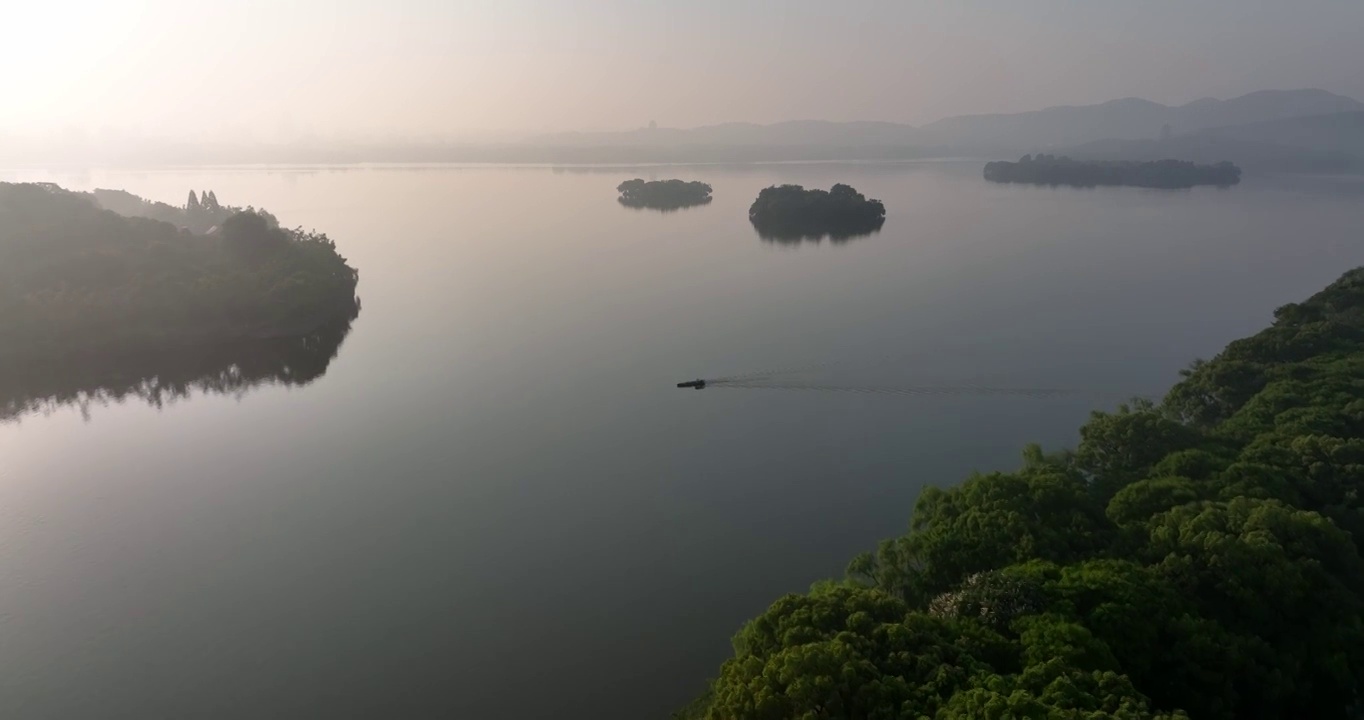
[707,587,1000,720]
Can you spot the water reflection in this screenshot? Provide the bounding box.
[617,195,714,212]
[0,305,359,422]
[751,216,885,245]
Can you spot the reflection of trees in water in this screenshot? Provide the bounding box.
[617,195,714,212]
[751,216,885,245]
[0,302,359,422]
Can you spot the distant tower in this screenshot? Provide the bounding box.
[1161,124,1174,140]
[648,120,658,130]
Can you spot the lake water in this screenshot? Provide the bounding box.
[3,162,1364,718]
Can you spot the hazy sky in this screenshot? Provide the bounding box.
[5,0,1363,142]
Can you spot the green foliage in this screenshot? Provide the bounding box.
[1015,616,1119,673]
[940,660,1193,720]
[1166,268,1364,428]
[1147,448,1231,481]
[928,571,1046,632]
[906,467,1110,596]
[687,268,1364,719]
[707,587,997,720]
[1105,477,1203,529]
[0,183,358,363]
[1145,499,1364,717]
[1076,402,1202,500]
[1024,560,1244,719]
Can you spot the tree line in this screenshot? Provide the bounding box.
[984,155,1242,189]
[91,187,280,235]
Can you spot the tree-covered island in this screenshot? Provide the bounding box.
[984,155,1242,189]
[617,179,714,210]
[748,183,886,242]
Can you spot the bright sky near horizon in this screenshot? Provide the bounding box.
[4,0,1363,142]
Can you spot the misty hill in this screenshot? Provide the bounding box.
[3,89,1358,167]
[519,89,1359,162]
[534,120,924,147]
[1185,111,1364,157]
[1064,112,1364,174]
[919,88,1362,150]
[1064,136,1364,174]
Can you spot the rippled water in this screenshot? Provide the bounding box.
[2,162,1363,718]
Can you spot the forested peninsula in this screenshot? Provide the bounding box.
[680,267,1364,719]
[0,183,359,363]
[984,155,1242,189]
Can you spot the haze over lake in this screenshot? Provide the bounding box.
[3,162,1363,719]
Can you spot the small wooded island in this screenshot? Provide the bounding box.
[984,154,1242,188]
[748,183,886,242]
[617,178,713,210]
[0,183,360,364]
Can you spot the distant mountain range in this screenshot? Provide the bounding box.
[532,120,924,148]
[1188,110,1364,157]
[515,89,1364,172]
[5,89,1363,170]
[529,89,1362,153]
[917,88,1363,150]
[1064,111,1364,174]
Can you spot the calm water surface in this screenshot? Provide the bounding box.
[3,162,1363,718]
